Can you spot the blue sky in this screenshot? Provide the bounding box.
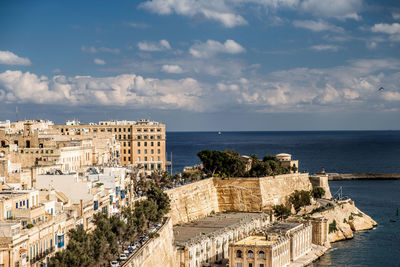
[0,0,399,130]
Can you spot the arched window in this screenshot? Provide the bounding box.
[1,141,5,147]
[236,250,242,258]
[248,250,254,259]
[258,250,265,259]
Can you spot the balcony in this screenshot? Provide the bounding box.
[29,247,55,264]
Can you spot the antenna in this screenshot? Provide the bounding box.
[15,106,19,122]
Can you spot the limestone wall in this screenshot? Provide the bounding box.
[213,178,263,212]
[122,217,176,267]
[259,173,312,208]
[213,173,312,212]
[166,174,313,225]
[166,179,220,225]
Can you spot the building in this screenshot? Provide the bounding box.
[275,154,298,173]
[229,234,290,267]
[174,212,272,267]
[229,222,312,267]
[51,119,167,171]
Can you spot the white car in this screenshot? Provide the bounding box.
[110,261,119,267]
[119,254,128,261]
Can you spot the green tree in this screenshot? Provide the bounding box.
[311,187,325,199]
[289,190,311,212]
[273,204,291,220]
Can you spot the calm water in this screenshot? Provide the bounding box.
[166,131,400,267]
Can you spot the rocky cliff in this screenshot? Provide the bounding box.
[311,200,377,242]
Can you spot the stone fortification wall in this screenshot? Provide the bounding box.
[166,173,313,225]
[166,179,219,225]
[122,217,176,267]
[213,178,263,212]
[213,173,312,212]
[259,173,312,208]
[309,175,332,199]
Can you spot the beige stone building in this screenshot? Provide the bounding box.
[229,222,312,267]
[275,154,298,173]
[229,234,290,267]
[174,212,272,267]
[51,119,167,171]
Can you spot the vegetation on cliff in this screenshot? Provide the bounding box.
[48,183,170,267]
[197,149,291,177]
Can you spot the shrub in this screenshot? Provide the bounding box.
[289,190,311,212]
[26,223,34,229]
[311,187,325,199]
[273,204,291,220]
[329,220,337,233]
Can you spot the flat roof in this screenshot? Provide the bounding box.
[264,222,302,234]
[233,235,277,247]
[173,212,268,246]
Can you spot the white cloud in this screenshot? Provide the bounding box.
[371,23,400,42]
[137,40,171,51]
[393,13,400,20]
[189,39,245,58]
[81,46,120,54]
[161,64,184,74]
[293,20,344,32]
[94,58,106,65]
[139,0,362,28]
[0,51,31,66]
[139,0,247,28]
[381,91,400,101]
[0,70,205,111]
[310,45,340,51]
[300,0,362,20]
[372,23,400,34]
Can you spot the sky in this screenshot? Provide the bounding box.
[0,0,399,131]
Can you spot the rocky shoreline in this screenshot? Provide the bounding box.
[312,199,377,243]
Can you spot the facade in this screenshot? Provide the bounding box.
[275,154,298,173]
[174,212,272,267]
[229,235,290,267]
[51,119,167,171]
[229,222,312,267]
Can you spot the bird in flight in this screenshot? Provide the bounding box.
[378,87,384,91]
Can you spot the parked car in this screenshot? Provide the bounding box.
[119,254,128,261]
[110,261,120,267]
[123,249,130,255]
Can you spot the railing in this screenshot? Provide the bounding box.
[29,247,55,264]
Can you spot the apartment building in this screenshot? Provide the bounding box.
[51,119,167,171]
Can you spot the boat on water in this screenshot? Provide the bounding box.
[218,131,222,135]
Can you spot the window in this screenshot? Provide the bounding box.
[249,264,253,267]
[123,149,126,154]
[119,128,121,132]
[144,142,147,146]
[248,250,254,259]
[157,156,160,161]
[151,142,154,146]
[138,156,141,161]
[236,250,242,258]
[258,251,265,260]
[259,264,265,267]
[128,157,131,161]
[123,142,126,146]
[157,142,160,146]
[151,149,154,154]
[144,149,147,154]
[138,149,141,154]
[157,149,160,154]
[138,142,141,146]
[236,263,243,267]
[123,157,126,161]
[144,156,147,161]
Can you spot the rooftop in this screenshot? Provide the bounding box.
[173,212,269,246]
[264,222,302,234]
[233,235,277,247]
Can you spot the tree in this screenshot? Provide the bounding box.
[273,204,291,220]
[311,187,325,199]
[289,190,311,212]
[197,149,247,177]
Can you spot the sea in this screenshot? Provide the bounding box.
[166,131,400,267]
